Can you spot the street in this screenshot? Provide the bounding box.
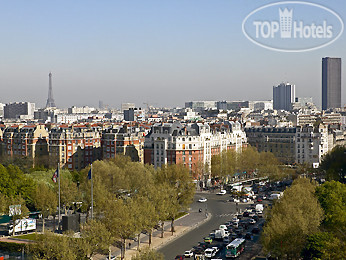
[159,192,254,259]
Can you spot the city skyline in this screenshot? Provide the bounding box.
[0,0,345,109]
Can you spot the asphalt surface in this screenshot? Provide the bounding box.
[159,192,250,259]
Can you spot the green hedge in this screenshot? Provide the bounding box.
[0,241,25,252]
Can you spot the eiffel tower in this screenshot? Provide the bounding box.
[46,72,56,108]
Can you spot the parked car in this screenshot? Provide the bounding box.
[198,197,207,203]
[243,211,250,217]
[175,255,185,260]
[249,218,256,224]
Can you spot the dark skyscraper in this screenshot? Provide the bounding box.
[322,57,341,110]
[46,72,56,108]
[273,82,295,111]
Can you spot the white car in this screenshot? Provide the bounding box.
[198,197,207,203]
[204,247,217,258]
[249,218,256,224]
[216,189,227,195]
[184,250,194,258]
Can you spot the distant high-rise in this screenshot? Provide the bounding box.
[46,72,56,108]
[322,57,341,110]
[273,82,295,111]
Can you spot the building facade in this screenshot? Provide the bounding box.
[101,124,145,162]
[144,122,247,178]
[245,127,296,164]
[4,102,35,119]
[1,125,49,165]
[49,125,102,170]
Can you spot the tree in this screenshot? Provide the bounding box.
[29,232,78,260]
[262,178,323,259]
[315,181,346,234]
[31,182,57,232]
[79,219,113,259]
[319,145,346,183]
[54,170,79,215]
[131,248,164,260]
[155,164,195,234]
[0,192,9,214]
[302,231,346,260]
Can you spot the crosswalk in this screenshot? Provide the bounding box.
[215,213,236,218]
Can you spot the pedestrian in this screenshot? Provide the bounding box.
[128,242,131,249]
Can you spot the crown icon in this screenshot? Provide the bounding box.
[279,8,293,38]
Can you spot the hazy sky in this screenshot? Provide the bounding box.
[0,0,345,109]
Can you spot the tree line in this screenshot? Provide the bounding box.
[0,156,195,259]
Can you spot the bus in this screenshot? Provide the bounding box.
[225,238,246,258]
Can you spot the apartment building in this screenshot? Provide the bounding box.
[0,125,49,165]
[144,122,247,177]
[49,125,102,170]
[245,127,296,164]
[101,124,145,162]
[296,124,330,165]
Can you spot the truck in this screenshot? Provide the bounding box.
[215,229,227,239]
[255,204,264,214]
[8,218,36,235]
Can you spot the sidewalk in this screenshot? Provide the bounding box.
[94,208,211,260]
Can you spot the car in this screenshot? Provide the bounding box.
[252,227,260,234]
[257,197,263,202]
[223,236,231,244]
[209,232,215,239]
[243,211,250,217]
[204,248,216,258]
[175,255,185,260]
[245,232,252,240]
[232,216,239,223]
[107,256,116,260]
[242,198,248,203]
[230,232,237,239]
[219,224,227,230]
[204,236,213,243]
[249,218,256,224]
[216,189,227,195]
[198,197,207,203]
[184,250,194,258]
[198,242,208,249]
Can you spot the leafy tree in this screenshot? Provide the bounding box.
[0,164,15,197]
[79,219,113,259]
[319,145,346,183]
[131,248,164,260]
[31,182,57,232]
[303,231,346,260]
[54,170,79,215]
[262,178,323,259]
[0,192,9,214]
[315,181,346,234]
[28,231,79,260]
[155,164,195,234]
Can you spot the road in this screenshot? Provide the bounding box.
[159,192,249,259]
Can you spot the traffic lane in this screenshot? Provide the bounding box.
[159,193,248,259]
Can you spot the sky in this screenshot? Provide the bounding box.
[0,0,345,109]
